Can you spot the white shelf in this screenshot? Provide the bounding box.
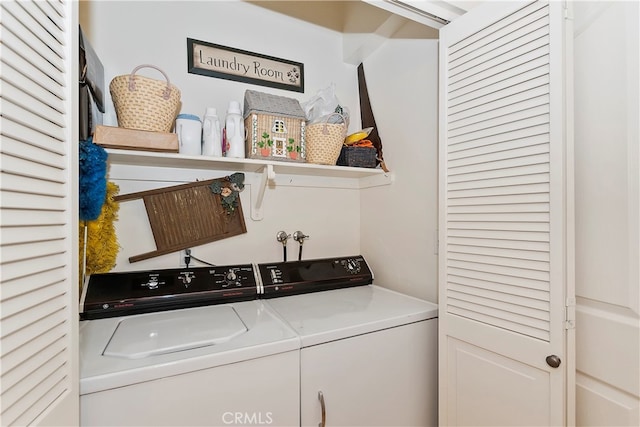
[105,148,393,221]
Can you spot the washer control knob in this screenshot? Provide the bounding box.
[224,269,240,287]
[143,277,159,289]
[179,272,194,287]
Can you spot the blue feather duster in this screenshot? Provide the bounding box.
[79,137,108,221]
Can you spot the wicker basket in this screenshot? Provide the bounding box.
[306,113,347,165]
[109,64,181,133]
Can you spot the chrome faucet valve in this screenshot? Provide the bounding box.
[276,230,290,244]
[276,231,290,262]
[293,230,308,243]
[293,231,309,260]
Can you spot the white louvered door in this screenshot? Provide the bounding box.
[0,1,79,426]
[438,1,574,425]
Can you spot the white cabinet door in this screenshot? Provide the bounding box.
[0,1,79,426]
[81,351,300,427]
[300,320,438,427]
[438,1,574,425]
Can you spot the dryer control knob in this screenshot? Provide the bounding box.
[343,258,361,274]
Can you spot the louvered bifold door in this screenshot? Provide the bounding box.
[438,1,574,426]
[0,1,79,426]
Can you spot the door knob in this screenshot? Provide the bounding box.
[546,355,561,368]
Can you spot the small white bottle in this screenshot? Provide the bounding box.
[175,114,202,156]
[225,101,245,158]
[202,107,222,157]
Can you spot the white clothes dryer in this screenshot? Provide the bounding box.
[259,257,438,427]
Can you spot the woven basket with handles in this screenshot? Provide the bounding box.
[109,64,181,133]
[306,113,347,165]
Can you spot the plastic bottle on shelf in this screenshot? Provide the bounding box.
[202,107,222,157]
[224,101,245,158]
[175,113,202,155]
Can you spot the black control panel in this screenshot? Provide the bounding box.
[80,264,257,320]
[258,255,373,298]
[80,256,374,319]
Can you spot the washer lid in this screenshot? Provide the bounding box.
[104,305,247,359]
[80,301,301,395]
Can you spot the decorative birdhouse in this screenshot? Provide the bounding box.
[243,90,306,162]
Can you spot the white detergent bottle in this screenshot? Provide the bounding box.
[225,101,245,158]
[176,114,202,155]
[202,107,222,157]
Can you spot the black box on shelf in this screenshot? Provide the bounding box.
[337,146,377,168]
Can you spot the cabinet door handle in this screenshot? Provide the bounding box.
[318,390,326,427]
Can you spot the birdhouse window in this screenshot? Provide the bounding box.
[272,120,286,134]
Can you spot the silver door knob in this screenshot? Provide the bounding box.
[546,355,561,368]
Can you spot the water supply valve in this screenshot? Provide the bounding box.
[293,231,309,261]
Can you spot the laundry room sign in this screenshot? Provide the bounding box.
[187,38,304,93]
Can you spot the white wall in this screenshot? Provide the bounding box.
[81,0,440,302]
[574,1,640,425]
[82,1,359,132]
[361,39,439,302]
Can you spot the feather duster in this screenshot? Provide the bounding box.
[79,181,120,288]
[79,137,108,220]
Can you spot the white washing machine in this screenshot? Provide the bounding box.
[259,257,439,427]
[79,265,300,427]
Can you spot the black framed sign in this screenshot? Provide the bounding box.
[187,38,304,93]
